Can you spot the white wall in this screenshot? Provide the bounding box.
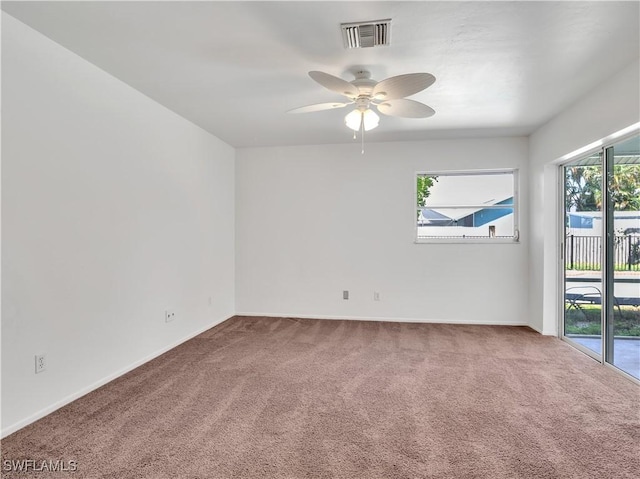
[1,14,235,436]
[236,138,529,325]
[529,60,640,335]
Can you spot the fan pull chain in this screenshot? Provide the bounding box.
[361,118,365,154]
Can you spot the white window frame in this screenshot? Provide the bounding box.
[414,168,520,244]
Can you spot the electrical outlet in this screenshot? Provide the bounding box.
[343,290,349,300]
[165,310,176,323]
[35,355,46,374]
[374,292,380,301]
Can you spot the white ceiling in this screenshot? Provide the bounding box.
[3,1,639,148]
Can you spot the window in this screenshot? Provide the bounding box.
[415,169,519,242]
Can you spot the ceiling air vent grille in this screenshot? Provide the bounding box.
[341,19,391,49]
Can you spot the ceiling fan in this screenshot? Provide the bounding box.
[288,70,436,135]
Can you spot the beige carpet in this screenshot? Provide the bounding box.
[2,316,639,478]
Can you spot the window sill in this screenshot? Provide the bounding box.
[415,238,520,244]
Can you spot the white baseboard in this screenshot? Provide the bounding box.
[1,315,233,439]
[526,322,558,336]
[235,311,530,327]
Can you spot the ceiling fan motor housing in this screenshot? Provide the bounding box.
[354,97,372,111]
[351,70,377,97]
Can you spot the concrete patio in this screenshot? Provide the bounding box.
[568,335,640,379]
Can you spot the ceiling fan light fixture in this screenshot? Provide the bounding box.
[345,108,379,131]
[362,109,379,130]
[344,109,363,131]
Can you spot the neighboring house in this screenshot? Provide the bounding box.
[418,197,514,237]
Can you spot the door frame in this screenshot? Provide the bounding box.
[559,152,603,362]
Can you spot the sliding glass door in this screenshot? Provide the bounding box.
[562,135,640,380]
[606,138,640,378]
[564,154,604,359]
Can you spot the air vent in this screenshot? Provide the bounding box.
[341,19,391,49]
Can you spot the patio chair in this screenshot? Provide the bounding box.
[565,286,602,315]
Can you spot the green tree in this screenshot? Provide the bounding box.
[417,175,438,207]
[608,165,640,210]
[565,166,601,211]
[565,164,640,212]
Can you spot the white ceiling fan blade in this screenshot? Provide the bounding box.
[376,99,435,118]
[287,102,351,114]
[309,71,360,99]
[372,73,436,100]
